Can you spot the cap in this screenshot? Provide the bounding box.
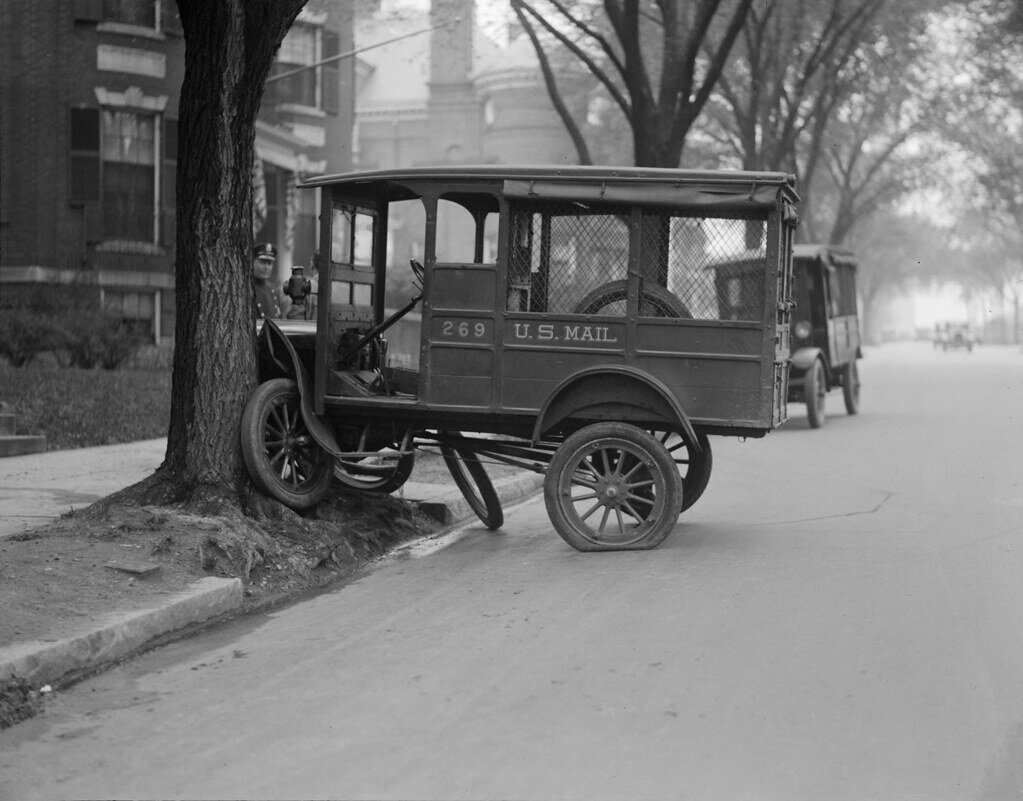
[253,242,277,260]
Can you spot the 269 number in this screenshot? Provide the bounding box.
[441,320,487,338]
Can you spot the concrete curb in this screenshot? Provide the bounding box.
[0,475,544,690]
[0,577,242,688]
[415,472,544,525]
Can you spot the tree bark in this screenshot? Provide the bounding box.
[140,0,307,508]
[513,0,754,168]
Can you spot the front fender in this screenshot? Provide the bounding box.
[258,320,342,458]
[789,346,824,378]
[531,364,699,451]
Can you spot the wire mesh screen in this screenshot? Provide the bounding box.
[507,202,631,314]
[506,201,768,321]
[660,215,767,322]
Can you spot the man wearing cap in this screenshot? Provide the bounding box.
[252,242,283,319]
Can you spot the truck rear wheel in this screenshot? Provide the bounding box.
[545,423,683,551]
[573,279,691,318]
[650,429,712,513]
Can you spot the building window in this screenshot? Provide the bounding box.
[69,106,160,244]
[102,110,157,241]
[291,189,318,271]
[103,0,157,28]
[103,289,155,335]
[274,23,320,108]
[254,162,280,245]
[77,0,181,35]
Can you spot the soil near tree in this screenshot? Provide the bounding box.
[0,451,526,728]
[0,488,436,649]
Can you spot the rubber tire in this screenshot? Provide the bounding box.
[842,360,860,416]
[441,446,504,530]
[544,422,684,552]
[573,279,692,318]
[805,359,827,429]
[333,450,415,493]
[241,378,333,510]
[651,430,713,513]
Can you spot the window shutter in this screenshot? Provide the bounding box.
[322,30,339,114]
[83,204,103,244]
[163,116,178,163]
[161,0,183,37]
[69,107,101,204]
[73,0,103,23]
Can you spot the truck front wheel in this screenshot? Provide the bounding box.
[241,378,333,509]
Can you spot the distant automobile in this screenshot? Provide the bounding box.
[936,322,976,352]
[707,244,861,429]
[786,244,863,428]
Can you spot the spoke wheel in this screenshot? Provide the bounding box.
[650,429,712,513]
[842,360,860,415]
[805,359,827,429]
[441,444,503,530]
[573,279,692,318]
[544,423,683,551]
[334,449,415,493]
[241,378,333,509]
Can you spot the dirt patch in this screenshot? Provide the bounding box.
[0,494,430,647]
[0,450,488,648]
[0,449,531,727]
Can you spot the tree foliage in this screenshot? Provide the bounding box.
[510,0,755,167]
[702,0,947,244]
[851,211,953,341]
[707,0,885,175]
[922,0,1023,338]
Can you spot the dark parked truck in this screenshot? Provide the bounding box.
[710,243,861,429]
[243,165,800,551]
[788,244,862,427]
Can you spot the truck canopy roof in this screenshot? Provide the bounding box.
[301,164,800,212]
[792,244,857,268]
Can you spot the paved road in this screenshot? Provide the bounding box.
[2,342,1022,800]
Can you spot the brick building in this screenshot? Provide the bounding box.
[1,0,582,345]
[0,0,355,343]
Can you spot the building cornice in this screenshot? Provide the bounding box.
[473,67,546,94]
[0,266,175,290]
[356,103,429,121]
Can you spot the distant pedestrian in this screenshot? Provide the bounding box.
[252,242,282,319]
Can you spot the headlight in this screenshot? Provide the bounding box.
[794,320,812,339]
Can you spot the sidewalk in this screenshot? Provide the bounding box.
[0,441,543,689]
[0,439,169,539]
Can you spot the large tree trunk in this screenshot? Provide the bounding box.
[139,0,307,509]
[512,0,752,169]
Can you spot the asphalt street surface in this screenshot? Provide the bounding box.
[2,341,1022,801]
